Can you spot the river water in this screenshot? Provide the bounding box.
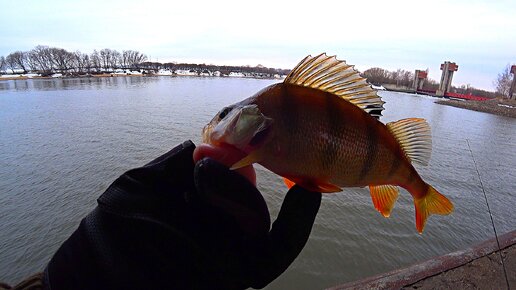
[0,76,514,288]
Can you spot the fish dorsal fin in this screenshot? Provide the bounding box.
[284,53,385,118]
[387,118,432,166]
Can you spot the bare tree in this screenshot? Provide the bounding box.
[50,48,74,73]
[362,67,390,84]
[6,51,29,73]
[29,46,54,74]
[5,53,18,73]
[99,48,120,71]
[26,51,40,72]
[73,51,90,74]
[90,50,101,72]
[99,49,109,71]
[0,56,5,73]
[494,64,513,98]
[362,67,414,87]
[122,50,147,69]
[82,54,91,73]
[402,70,414,87]
[110,50,121,70]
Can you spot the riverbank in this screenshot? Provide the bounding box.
[0,74,130,81]
[0,72,284,81]
[330,229,516,289]
[435,98,516,118]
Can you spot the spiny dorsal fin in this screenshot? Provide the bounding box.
[387,118,432,166]
[284,53,385,118]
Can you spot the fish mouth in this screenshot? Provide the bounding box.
[201,122,244,153]
[203,104,273,152]
[202,123,215,144]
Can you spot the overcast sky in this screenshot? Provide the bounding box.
[1,0,514,90]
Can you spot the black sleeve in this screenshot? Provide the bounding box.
[193,158,322,289]
[45,141,321,290]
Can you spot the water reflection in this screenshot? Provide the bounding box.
[0,76,163,93]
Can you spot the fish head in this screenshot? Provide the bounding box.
[202,103,273,153]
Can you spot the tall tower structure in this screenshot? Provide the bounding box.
[413,70,427,91]
[436,62,458,97]
[509,65,516,100]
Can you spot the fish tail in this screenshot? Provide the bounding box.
[414,184,454,233]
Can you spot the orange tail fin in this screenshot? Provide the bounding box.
[414,185,454,233]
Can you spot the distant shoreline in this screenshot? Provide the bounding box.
[0,73,284,82]
[435,98,516,118]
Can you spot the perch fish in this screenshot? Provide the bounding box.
[202,53,453,233]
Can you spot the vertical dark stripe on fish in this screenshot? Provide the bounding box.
[358,119,378,182]
[321,95,340,171]
[280,86,299,149]
[407,168,417,185]
[388,153,401,177]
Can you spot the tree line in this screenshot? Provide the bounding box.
[361,67,416,88]
[0,46,148,76]
[0,45,290,77]
[138,61,290,77]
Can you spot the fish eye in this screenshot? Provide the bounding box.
[218,107,231,119]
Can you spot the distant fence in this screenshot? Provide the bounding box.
[415,88,490,101]
[416,88,436,94]
[444,92,489,101]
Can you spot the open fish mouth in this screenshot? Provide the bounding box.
[202,104,273,153]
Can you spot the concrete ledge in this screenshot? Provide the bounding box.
[329,230,516,290]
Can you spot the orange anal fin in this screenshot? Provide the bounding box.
[283,177,296,189]
[283,176,342,193]
[414,185,454,234]
[369,185,399,218]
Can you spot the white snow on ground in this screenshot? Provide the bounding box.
[229,72,244,77]
[113,69,143,75]
[175,70,197,76]
[113,69,126,75]
[498,104,515,109]
[157,69,173,76]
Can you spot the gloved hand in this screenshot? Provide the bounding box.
[44,140,321,290]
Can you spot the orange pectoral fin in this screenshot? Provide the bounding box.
[283,177,296,189]
[283,176,342,193]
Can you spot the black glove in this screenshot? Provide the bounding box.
[44,140,321,290]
